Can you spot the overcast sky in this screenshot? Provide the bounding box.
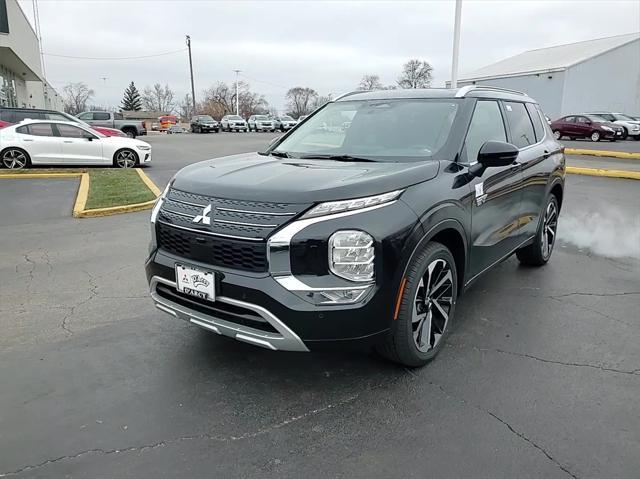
[18,0,640,112]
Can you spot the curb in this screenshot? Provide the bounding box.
[0,169,161,217]
[566,166,640,180]
[565,148,640,160]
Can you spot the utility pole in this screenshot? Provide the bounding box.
[450,0,463,88]
[186,35,196,115]
[233,69,241,115]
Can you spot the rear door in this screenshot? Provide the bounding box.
[467,100,524,278]
[89,112,112,128]
[562,116,577,136]
[507,101,550,240]
[16,123,63,164]
[55,124,104,164]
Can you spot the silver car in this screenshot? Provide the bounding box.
[248,115,276,132]
[221,115,248,132]
[272,115,298,131]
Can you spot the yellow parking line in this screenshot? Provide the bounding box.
[565,148,640,160]
[566,166,640,180]
[72,173,90,217]
[136,168,162,196]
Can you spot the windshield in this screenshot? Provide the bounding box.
[281,115,294,120]
[274,99,460,161]
[586,115,608,122]
[229,115,243,120]
[614,113,635,121]
[199,115,214,121]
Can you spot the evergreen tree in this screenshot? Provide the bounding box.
[120,81,142,111]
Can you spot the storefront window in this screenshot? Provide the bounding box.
[0,65,18,107]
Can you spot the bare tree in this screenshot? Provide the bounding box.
[358,74,384,91]
[61,82,94,115]
[397,59,433,89]
[142,83,176,112]
[286,87,318,118]
[200,81,269,118]
[179,94,195,120]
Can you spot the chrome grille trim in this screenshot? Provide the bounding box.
[216,207,296,217]
[157,219,264,242]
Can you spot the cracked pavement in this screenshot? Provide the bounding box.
[0,136,639,478]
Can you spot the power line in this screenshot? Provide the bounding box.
[239,73,289,90]
[42,48,188,61]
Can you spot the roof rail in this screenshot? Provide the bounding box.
[333,91,362,101]
[455,85,526,98]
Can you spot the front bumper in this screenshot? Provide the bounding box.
[145,198,420,351]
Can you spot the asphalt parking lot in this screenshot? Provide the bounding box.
[1,133,639,478]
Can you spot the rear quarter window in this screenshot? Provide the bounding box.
[525,103,545,141]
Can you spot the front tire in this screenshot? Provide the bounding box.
[113,149,138,168]
[1,148,31,169]
[620,127,628,140]
[516,195,559,266]
[590,131,601,142]
[376,242,458,367]
[553,130,562,140]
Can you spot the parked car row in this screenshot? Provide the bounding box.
[550,112,640,142]
[188,113,302,133]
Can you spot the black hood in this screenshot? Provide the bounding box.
[171,152,440,203]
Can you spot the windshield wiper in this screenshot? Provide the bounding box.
[269,150,291,158]
[298,154,377,162]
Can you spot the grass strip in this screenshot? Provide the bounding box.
[85,169,157,209]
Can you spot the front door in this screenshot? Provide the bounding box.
[55,124,104,164]
[465,100,524,278]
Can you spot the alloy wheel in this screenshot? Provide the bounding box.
[541,200,558,260]
[115,150,137,168]
[412,258,454,352]
[2,149,28,169]
[591,132,600,142]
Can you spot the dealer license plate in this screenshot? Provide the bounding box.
[175,264,215,302]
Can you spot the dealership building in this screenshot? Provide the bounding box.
[450,33,640,119]
[0,0,60,110]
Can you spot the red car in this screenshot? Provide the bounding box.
[550,114,624,142]
[0,120,10,129]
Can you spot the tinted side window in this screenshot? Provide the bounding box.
[16,125,29,134]
[27,123,55,137]
[15,111,45,122]
[464,100,507,163]
[525,103,544,141]
[114,112,123,120]
[576,116,590,124]
[564,116,575,123]
[93,112,110,120]
[504,102,536,148]
[77,112,93,120]
[57,124,91,138]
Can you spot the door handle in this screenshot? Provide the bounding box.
[63,140,74,143]
[23,139,34,142]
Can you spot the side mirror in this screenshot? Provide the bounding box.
[469,141,519,176]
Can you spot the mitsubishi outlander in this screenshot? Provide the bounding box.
[146,86,565,367]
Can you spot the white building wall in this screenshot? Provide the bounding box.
[561,39,640,115]
[457,72,566,119]
[0,0,42,78]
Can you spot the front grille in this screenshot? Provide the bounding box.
[156,284,278,333]
[157,188,310,272]
[157,222,268,272]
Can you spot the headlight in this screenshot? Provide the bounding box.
[137,145,151,150]
[303,190,403,219]
[601,126,613,132]
[329,230,375,282]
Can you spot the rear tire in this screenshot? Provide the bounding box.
[516,195,559,266]
[376,242,458,367]
[123,129,136,138]
[553,130,561,140]
[1,148,31,169]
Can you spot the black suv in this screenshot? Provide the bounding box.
[190,115,220,133]
[146,86,565,367]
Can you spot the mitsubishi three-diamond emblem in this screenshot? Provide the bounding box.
[192,204,213,225]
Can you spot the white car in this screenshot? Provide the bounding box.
[0,120,152,169]
[588,112,640,140]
